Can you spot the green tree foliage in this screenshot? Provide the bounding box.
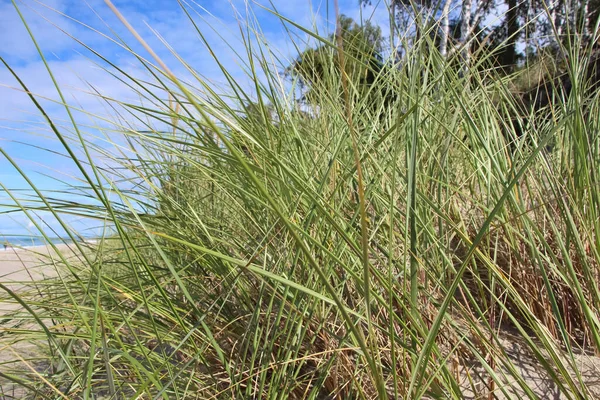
[286,15,384,104]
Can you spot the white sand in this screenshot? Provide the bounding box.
[0,243,76,284]
[0,243,88,393]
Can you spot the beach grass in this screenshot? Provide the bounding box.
[1,1,600,398]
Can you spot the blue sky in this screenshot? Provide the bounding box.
[0,0,394,238]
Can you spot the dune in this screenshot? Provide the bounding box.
[2,243,600,398]
[0,243,85,397]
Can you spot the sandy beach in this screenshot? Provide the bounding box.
[0,243,84,398]
[2,244,600,398]
[0,243,80,290]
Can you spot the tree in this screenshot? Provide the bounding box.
[286,15,384,104]
[440,0,453,57]
[365,0,598,70]
[362,0,496,61]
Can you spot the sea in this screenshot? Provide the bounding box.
[0,236,82,250]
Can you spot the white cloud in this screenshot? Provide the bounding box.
[2,0,392,236]
[1,0,86,62]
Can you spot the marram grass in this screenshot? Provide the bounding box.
[1,1,600,399]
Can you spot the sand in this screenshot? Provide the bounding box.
[2,244,600,399]
[450,329,600,399]
[0,244,78,398]
[0,244,81,309]
[1,243,69,276]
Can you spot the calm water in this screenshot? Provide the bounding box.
[0,236,75,250]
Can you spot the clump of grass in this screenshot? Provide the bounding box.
[1,1,600,399]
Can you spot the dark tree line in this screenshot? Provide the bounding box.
[364,0,599,70]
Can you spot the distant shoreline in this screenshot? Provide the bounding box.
[0,239,98,252]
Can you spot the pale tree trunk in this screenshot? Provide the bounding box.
[580,0,590,37]
[440,0,453,57]
[460,0,473,69]
[445,0,490,57]
[548,0,564,40]
[556,0,563,38]
[390,1,397,59]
